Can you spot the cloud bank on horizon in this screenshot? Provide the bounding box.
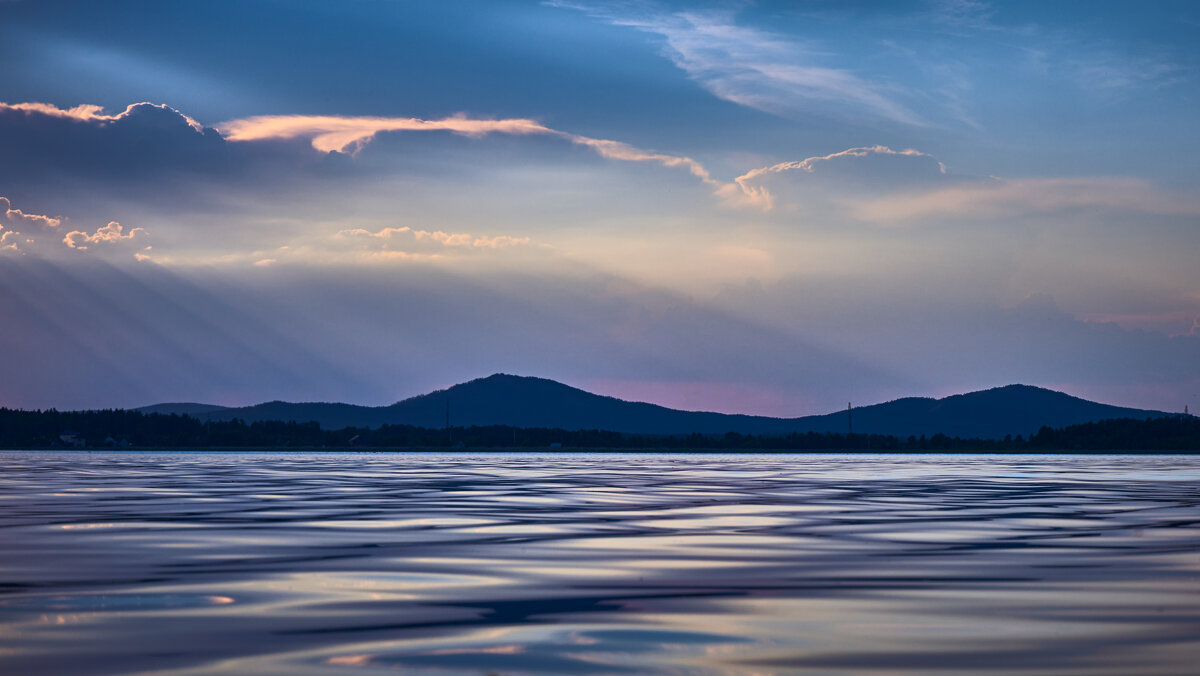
[0,0,1198,416]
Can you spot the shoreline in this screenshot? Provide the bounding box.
[3,447,1198,454]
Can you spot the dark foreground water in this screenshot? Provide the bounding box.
[0,452,1197,675]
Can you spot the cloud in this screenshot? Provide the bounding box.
[720,145,947,209]
[6,100,718,187]
[929,0,999,30]
[0,196,67,253]
[334,226,535,261]
[216,111,719,186]
[217,113,555,154]
[0,230,25,252]
[551,3,922,125]
[0,100,251,212]
[4,100,963,220]
[564,135,717,185]
[0,100,204,131]
[1,196,63,228]
[0,196,152,258]
[174,225,547,268]
[9,98,1191,238]
[3,99,722,216]
[921,1,1181,96]
[717,150,1200,222]
[758,145,946,177]
[1069,54,1182,93]
[63,221,145,250]
[852,177,1200,222]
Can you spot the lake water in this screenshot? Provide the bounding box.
[0,452,1197,675]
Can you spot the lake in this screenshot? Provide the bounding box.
[0,452,1197,675]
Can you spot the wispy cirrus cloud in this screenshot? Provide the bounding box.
[549,2,922,125]
[719,145,946,210]
[716,147,1200,223]
[1069,54,1183,93]
[929,0,1001,31]
[923,0,1182,96]
[566,135,716,184]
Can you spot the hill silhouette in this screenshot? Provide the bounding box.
[136,402,231,417]
[139,374,1170,439]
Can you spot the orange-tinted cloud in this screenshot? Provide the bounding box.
[564,135,716,185]
[63,221,145,250]
[216,112,718,186]
[1,196,62,228]
[217,113,553,153]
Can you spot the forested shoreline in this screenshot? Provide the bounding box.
[0,408,1197,451]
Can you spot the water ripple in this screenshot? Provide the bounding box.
[0,451,1197,675]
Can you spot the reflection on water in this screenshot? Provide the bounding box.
[0,452,1198,675]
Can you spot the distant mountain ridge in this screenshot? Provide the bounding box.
[136,403,232,417]
[136,374,1173,440]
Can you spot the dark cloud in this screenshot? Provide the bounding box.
[0,102,224,175]
[0,102,346,210]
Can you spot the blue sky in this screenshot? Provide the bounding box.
[1,0,1198,415]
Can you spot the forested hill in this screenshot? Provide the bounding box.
[137,374,1172,440]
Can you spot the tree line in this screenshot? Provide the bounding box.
[0,407,1196,451]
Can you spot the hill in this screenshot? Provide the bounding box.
[790,384,1163,439]
[136,402,231,417]
[138,374,1172,439]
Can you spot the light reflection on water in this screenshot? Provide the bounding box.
[0,451,1198,675]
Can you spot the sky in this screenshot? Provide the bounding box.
[1,0,1198,416]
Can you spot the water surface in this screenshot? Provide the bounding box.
[1,452,1198,674]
